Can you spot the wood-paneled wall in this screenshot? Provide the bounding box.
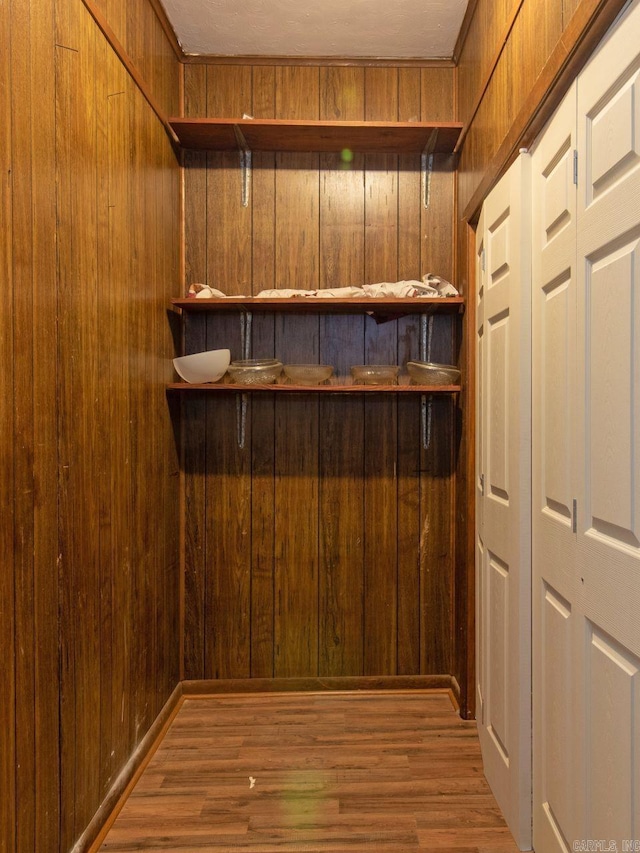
[83,0,182,118]
[1,0,181,850]
[455,0,630,226]
[181,65,465,688]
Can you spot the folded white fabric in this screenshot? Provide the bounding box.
[193,286,228,298]
[312,286,365,298]
[363,281,430,298]
[195,276,460,300]
[255,288,315,298]
[422,273,459,296]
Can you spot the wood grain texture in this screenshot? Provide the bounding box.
[181,63,462,692]
[0,0,15,848]
[8,0,61,848]
[455,0,626,219]
[317,68,366,677]
[2,0,182,849]
[98,691,519,851]
[83,0,181,118]
[169,117,463,153]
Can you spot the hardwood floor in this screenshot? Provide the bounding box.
[97,690,520,851]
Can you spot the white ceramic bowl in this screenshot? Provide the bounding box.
[173,348,231,383]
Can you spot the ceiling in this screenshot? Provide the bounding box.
[158,0,470,60]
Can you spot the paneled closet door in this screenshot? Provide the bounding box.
[531,81,580,853]
[476,153,532,850]
[575,0,640,837]
[533,1,640,847]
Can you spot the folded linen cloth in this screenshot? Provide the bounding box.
[255,288,315,298]
[363,281,432,298]
[197,276,459,300]
[421,274,459,296]
[195,286,228,298]
[311,286,365,298]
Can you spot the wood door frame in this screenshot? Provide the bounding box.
[453,221,477,720]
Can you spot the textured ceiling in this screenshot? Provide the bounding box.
[159,0,470,59]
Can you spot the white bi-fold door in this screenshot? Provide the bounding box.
[476,152,532,850]
[532,0,640,847]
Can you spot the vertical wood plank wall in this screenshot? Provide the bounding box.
[455,0,630,228]
[1,0,181,850]
[2,0,627,848]
[181,64,463,685]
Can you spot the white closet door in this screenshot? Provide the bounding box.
[476,153,532,849]
[531,81,580,853]
[532,2,640,848]
[575,0,640,838]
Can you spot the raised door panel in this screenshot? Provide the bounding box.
[531,80,578,853]
[586,246,639,546]
[485,210,512,515]
[586,628,640,840]
[537,583,576,851]
[577,17,640,842]
[486,551,510,763]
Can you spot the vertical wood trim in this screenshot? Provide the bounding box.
[362,67,400,675]
[250,65,277,678]
[317,66,366,677]
[182,65,208,679]
[272,68,321,677]
[455,223,477,718]
[1,0,16,846]
[396,68,422,675]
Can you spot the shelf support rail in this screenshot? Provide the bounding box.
[421,129,439,209]
[420,313,434,450]
[233,125,251,207]
[236,310,252,449]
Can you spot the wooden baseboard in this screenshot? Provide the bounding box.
[181,674,456,695]
[72,683,184,853]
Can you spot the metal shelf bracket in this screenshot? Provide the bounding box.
[421,128,438,209]
[233,124,251,207]
[236,311,253,448]
[421,152,434,209]
[420,313,434,450]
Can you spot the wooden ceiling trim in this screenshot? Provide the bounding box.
[180,54,457,68]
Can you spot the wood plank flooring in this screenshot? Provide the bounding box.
[98,691,520,852]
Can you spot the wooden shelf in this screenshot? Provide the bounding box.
[171,296,465,315]
[167,382,461,394]
[168,118,463,155]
